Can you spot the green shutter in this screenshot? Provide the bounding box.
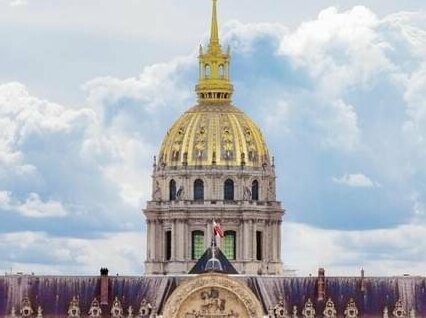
[192,231,204,260]
[223,232,236,260]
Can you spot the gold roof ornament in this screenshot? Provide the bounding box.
[158,0,270,168]
[195,0,233,103]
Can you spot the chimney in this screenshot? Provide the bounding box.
[100,268,109,305]
[360,268,367,293]
[317,268,326,301]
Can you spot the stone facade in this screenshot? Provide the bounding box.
[144,164,283,275]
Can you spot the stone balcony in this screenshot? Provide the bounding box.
[146,199,282,209]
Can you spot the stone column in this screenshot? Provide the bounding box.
[175,220,183,261]
[252,221,257,260]
[243,220,250,260]
[249,219,253,260]
[151,220,157,260]
[271,221,277,261]
[266,220,271,261]
[277,221,282,262]
[146,220,152,260]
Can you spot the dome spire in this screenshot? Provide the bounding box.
[209,0,220,51]
[195,0,233,103]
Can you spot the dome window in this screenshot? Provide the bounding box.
[251,180,259,201]
[194,179,204,201]
[169,179,177,201]
[224,179,234,201]
[205,64,211,79]
[219,64,225,79]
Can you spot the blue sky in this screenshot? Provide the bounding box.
[0,0,425,276]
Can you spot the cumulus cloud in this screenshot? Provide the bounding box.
[332,173,380,188]
[284,222,426,276]
[280,6,391,96]
[0,231,144,275]
[0,191,67,218]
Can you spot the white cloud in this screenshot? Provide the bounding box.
[9,0,27,7]
[83,56,194,115]
[401,64,426,165]
[284,222,426,276]
[223,20,287,54]
[316,99,360,151]
[0,82,94,172]
[0,231,144,275]
[280,6,391,96]
[0,191,67,218]
[332,173,379,188]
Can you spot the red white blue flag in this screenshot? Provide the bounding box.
[213,220,224,238]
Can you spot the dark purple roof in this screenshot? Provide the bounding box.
[1,275,425,317]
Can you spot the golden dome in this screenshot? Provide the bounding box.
[158,103,270,168]
[158,0,269,168]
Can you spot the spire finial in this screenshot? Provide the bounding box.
[209,0,219,49]
[195,0,233,103]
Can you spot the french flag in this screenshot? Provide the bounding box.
[213,220,224,238]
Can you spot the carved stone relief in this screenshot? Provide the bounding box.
[323,298,337,318]
[138,299,153,318]
[162,274,263,318]
[88,298,102,318]
[301,299,315,318]
[344,298,359,318]
[221,120,234,160]
[20,298,33,318]
[194,119,207,160]
[110,297,124,318]
[67,296,81,318]
[392,300,406,318]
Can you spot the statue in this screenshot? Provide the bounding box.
[176,186,184,201]
[153,181,161,201]
[243,186,252,201]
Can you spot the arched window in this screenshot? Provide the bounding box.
[218,64,225,79]
[224,179,234,201]
[251,180,259,201]
[223,231,236,260]
[194,179,204,201]
[169,179,176,201]
[192,230,204,260]
[205,64,211,79]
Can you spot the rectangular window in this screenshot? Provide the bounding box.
[165,230,172,261]
[256,231,263,261]
[192,231,205,260]
[223,231,236,260]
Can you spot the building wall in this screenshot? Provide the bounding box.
[144,164,284,275]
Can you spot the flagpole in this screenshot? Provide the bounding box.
[212,219,217,262]
[206,219,223,272]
